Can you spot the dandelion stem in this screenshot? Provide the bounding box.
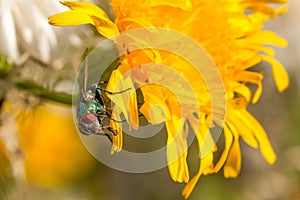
[14,78,73,105]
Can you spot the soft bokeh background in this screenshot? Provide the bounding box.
[0,0,299,200]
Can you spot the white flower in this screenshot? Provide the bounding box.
[0,0,91,65]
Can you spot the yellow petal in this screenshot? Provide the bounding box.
[240,109,277,164]
[213,123,233,172]
[252,82,262,104]
[233,83,252,103]
[182,151,214,199]
[275,5,288,15]
[166,117,189,183]
[90,16,120,38]
[228,109,259,148]
[139,85,170,124]
[252,44,275,57]
[246,31,287,47]
[234,71,263,103]
[261,55,289,92]
[48,1,119,38]
[182,171,200,199]
[110,107,123,154]
[223,123,241,178]
[144,0,192,11]
[182,113,215,199]
[139,102,166,124]
[107,69,139,130]
[48,10,94,26]
[244,3,287,18]
[118,18,155,29]
[241,54,262,69]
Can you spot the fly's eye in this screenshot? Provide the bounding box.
[90,84,98,92]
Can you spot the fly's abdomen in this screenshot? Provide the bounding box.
[78,113,102,135]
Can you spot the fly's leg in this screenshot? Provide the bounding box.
[95,81,131,108]
[94,114,120,136]
[104,133,113,143]
[94,129,113,143]
[110,118,126,123]
[101,111,126,123]
[105,126,118,136]
[98,87,131,95]
[97,81,131,95]
[95,88,106,106]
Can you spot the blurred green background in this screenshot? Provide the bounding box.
[0,0,299,200]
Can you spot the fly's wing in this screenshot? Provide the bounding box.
[83,48,89,96]
[76,48,89,121]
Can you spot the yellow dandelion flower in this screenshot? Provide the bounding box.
[49,0,289,198]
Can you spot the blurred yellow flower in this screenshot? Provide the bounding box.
[0,137,10,175]
[49,0,289,198]
[16,103,97,187]
[0,138,13,198]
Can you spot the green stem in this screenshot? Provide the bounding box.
[14,78,73,105]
